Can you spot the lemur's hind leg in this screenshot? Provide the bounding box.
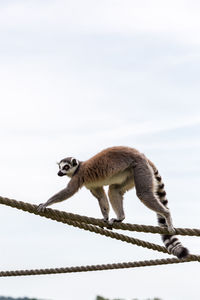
[133,159,175,234]
[90,187,110,221]
[108,184,125,225]
[108,177,134,225]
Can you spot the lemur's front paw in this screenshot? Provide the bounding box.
[37,203,47,213]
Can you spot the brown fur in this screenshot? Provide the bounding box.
[37,146,189,258]
[79,146,141,186]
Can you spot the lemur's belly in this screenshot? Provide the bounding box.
[85,169,134,189]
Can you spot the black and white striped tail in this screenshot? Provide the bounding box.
[154,170,189,259]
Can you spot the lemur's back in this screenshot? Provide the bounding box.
[79,146,145,186]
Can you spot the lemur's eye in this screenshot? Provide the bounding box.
[63,165,70,171]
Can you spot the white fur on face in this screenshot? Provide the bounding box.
[58,162,69,175]
[59,161,70,170]
[58,160,79,177]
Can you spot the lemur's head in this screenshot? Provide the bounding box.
[57,157,80,177]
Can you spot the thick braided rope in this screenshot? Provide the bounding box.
[58,218,168,253]
[0,196,168,253]
[0,256,200,277]
[0,196,199,277]
[0,196,199,236]
[0,195,199,259]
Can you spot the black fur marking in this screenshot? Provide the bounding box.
[162,200,168,206]
[158,217,166,224]
[72,158,78,167]
[159,183,164,189]
[156,176,162,182]
[154,170,159,175]
[165,241,171,248]
[73,162,81,176]
[170,237,179,243]
[157,191,166,197]
[162,234,171,242]
[177,247,189,259]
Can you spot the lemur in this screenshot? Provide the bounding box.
[38,146,189,259]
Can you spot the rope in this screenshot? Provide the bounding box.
[0,256,200,277]
[0,196,199,236]
[0,195,199,277]
[0,196,169,253]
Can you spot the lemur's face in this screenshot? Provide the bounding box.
[58,157,79,177]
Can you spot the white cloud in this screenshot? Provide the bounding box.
[94,114,200,139]
[1,0,200,44]
[0,0,200,40]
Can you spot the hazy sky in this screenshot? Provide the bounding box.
[0,1,200,300]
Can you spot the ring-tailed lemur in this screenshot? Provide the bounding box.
[37,146,189,259]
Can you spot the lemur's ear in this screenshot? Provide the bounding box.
[71,158,78,167]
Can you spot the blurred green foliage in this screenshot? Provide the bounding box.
[0,297,39,300]
[96,296,162,300]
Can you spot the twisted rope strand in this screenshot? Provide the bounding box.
[0,196,199,236]
[59,218,169,254]
[0,195,199,277]
[0,196,170,253]
[0,255,199,277]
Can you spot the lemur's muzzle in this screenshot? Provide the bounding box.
[57,170,65,176]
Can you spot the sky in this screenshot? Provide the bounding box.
[0,0,200,299]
